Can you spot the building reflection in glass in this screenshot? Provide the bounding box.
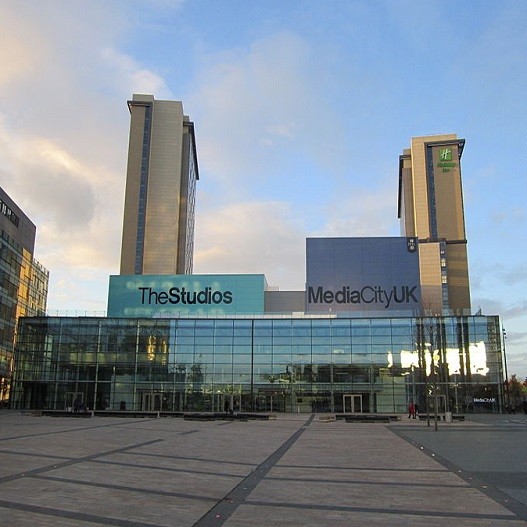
[11,315,503,414]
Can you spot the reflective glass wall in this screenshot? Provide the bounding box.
[1,239,48,405]
[11,315,504,413]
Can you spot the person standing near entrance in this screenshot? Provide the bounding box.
[224,398,230,414]
[408,402,415,419]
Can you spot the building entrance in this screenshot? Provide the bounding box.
[343,394,363,413]
[65,391,84,412]
[22,382,47,410]
[141,392,162,411]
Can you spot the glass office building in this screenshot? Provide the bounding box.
[11,314,503,414]
[1,186,48,405]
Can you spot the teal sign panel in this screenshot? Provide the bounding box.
[107,274,266,317]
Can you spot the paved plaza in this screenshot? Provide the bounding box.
[0,411,526,526]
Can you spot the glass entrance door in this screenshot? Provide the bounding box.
[142,392,161,411]
[343,394,363,413]
[65,391,84,412]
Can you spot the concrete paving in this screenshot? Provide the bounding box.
[0,411,526,526]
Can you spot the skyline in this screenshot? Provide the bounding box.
[0,1,525,379]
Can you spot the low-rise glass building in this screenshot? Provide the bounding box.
[11,314,504,414]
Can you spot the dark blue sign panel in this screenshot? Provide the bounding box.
[306,237,420,314]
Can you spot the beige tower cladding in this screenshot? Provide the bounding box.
[120,94,199,275]
[398,134,471,313]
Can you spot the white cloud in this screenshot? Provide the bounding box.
[0,7,47,86]
[0,1,175,310]
[194,200,306,290]
[314,183,399,238]
[101,48,172,98]
[188,31,348,192]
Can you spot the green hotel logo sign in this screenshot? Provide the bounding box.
[439,148,452,161]
[437,147,456,172]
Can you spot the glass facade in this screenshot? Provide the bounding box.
[181,121,198,275]
[133,100,152,275]
[1,214,48,405]
[11,315,504,414]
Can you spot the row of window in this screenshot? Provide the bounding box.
[20,318,497,336]
[134,103,152,274]
[22,336,496,350]
[15,317,501,359]
[16,368,504,385]
[0,199,19,227]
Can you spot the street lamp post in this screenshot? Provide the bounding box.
[411,364,416,407]
[330,363,334,413]
[429,326,439,431]
[502,327,510,413]
[453,373,460,414]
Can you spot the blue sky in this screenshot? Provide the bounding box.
[0,0,525,378]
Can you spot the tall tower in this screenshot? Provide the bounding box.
[120,94,199,275]
[398,134,471,313]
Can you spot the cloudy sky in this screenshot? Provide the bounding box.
[1,1,526,378]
